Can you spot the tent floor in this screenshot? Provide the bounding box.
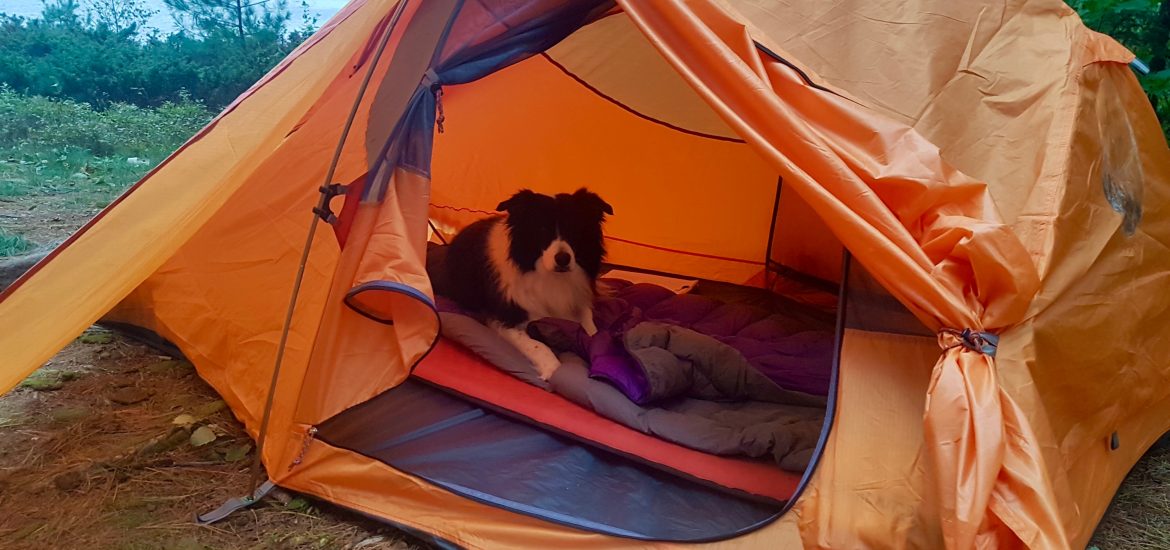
[316,374,787,541]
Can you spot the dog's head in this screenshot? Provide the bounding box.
[496,188,613,278]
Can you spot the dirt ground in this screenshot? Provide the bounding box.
[0,199,431,549]
[0,188,1163,550]
[0,331,429,550]
[0,194,99,248]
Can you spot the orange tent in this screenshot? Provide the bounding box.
[1,0,1168,547]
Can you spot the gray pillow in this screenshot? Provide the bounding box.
[438,312,551,390]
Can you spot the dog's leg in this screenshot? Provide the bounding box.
[579,308,598,336]
[496,324,561,380]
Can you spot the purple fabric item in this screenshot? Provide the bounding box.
[530,279,834,403]
[587,331,652,404]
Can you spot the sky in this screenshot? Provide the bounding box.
[1,0,347,33]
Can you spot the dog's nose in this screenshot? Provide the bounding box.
[554,252,571,268]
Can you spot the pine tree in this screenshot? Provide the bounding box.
[163,0,291,44]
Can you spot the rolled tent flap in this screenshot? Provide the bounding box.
[615,0,1059,548]
[294,168,440,428]
[343,165,436,323]
[283,0,451,432]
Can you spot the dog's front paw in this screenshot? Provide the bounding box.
[530,345,562,381]
[497,324,563,380]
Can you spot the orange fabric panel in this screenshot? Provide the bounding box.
[544,13,739,140]
[428,52,779,284]
[721,0,1032,126]
[993,61,1170,548]
[0,0,402,397]
[722,0,1135,235]
[617,1,1057,547]
[415,340,801,502]
[725,3,1167,547]
[795,330,942,549]
[107,0,422,474]
[911,4,1131,232]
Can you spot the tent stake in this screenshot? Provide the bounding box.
[242,0,411,500]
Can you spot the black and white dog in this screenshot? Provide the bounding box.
[433,188,613,380]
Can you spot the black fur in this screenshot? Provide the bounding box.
[430,216,529,326]
[429,188,613,327]
[496,188,612,278]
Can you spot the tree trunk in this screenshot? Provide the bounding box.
[1138,0,1170,119]
[1148,0,1170,72]
[234,0,246,45]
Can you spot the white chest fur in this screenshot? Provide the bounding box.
[487,221,594,323]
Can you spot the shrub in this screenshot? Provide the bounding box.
[0,1,309,111]
[0,86,211,157]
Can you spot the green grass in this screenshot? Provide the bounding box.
[0,87,211,209]
[0,228,32,257]
[0,150,144,208]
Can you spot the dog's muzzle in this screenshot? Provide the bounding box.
[554,251,572,272]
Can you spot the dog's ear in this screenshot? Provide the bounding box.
[572,188,614,216]
[496,189,540,213]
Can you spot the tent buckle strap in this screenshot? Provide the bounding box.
[939,328,999,357]
[194,479,276,524]
[421,68,441,90]
[313,184,348,224]
[420,69,446,133]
